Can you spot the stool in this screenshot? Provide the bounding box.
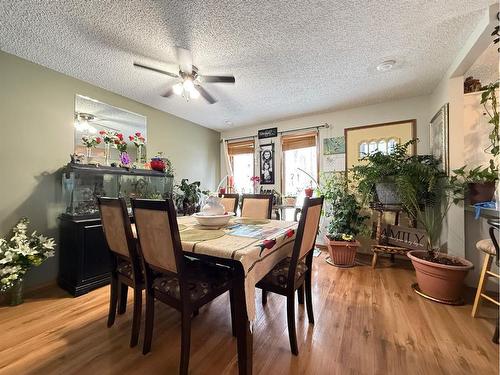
[471,219,500,318]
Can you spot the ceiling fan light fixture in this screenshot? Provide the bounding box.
[173,83,183,95]
[183,79,194,91]
[190,88,200,99]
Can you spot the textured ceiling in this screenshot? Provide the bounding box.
[465,42,499,85]
[0,0,493,130]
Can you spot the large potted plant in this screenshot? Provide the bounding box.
[319,173,368,267]
[174,179,203,215]
[353,139,417,205]
[398,173,473,303]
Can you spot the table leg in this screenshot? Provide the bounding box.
[233,263,253,375]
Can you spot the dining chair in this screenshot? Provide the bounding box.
[97,197,143,348]
[131,198,235,375]
[256,196,324,355]
[219,193,239,214]
[240,194,273,219]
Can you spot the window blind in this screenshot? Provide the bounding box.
[281,132,317,151]
[227,139,255,155]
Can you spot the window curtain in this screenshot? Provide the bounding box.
[221,139,233,190]
[281,131,317,151]
[227,139,255,155]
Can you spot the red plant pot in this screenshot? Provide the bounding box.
[325,236,359,267]
[304,187,314,198]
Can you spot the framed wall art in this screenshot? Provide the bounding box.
[430,103,449,175]
[259,143,275,184]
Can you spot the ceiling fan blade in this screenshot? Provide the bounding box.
[199,75,235,83]
[195,85,217,104]
[134,62,179,78]
[161,87,175,97]
[176,47,193,74]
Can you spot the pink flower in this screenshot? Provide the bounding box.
[135,132,141,137]
[99,130,106,135]
[129,135,134,141]
[116,133,123,141]
[95,137,102,144]
[139,137,145,142]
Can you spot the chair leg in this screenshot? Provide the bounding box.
[472,254,492,318]
[305,269,314,324]
[118,282,128,315]
[261,289,268,306]
[142,292,155,355]
[297,285,305,305]
[229,289,237,337]
[107,274,119,328]
[287,294,299,355]
[130,288,142,348]
[180,310,192,375]
[371,252,378,268]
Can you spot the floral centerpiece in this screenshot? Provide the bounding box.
[129,132,146,164]
[0,218,55,305]
[81,135,102,161]
[250,175,260,193]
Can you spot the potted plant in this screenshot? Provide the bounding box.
[353,139,417,205]
[0,218,55,306]
[174,179,203,215]
[451,165,497,204]
[398,173,473,303]
[319,173,368,267]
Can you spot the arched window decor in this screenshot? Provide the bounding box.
[387,138,398,154]
[359,142,368,158]
[377,140,387,154]
[368,141,378,155]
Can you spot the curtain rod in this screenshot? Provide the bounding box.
[220,123,330,143]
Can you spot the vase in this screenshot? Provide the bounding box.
[104,143,111,165]
[9,279,24,306]
[136,144,143,164]
[85,147,92,164]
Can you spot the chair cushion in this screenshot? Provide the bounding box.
[259,257,308,289]
[476,239,497,255]
[152,260,232,301]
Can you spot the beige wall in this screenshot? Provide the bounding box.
[0,51,220,288]
[221,95,431,193]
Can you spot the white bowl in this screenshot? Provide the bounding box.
[192,212,235,227]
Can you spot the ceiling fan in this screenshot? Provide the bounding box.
[133,47,235,104]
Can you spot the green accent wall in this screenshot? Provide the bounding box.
[0,51,220,288]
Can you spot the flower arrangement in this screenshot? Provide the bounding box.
[250,175,260,192]
[129,132,146,147]
[81,135,102,148]
[0,218,55,292]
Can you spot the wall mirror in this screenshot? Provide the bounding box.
[74,95,147,164]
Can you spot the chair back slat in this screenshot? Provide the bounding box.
[131,199,181,275]
[98,198,132,258]
[287,197,324,288]
[219,193,239,214]
[241,194,273,219]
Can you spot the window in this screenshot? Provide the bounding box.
[368,141,378,155]
[377,140,387,154]
[227,140,255,194]
[388,138,398,154]
[359,142,368,159]
[281,132,318,207]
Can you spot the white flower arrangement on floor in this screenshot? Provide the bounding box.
[0,218,55,291]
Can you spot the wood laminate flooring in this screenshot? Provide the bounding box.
[0,252,497,375]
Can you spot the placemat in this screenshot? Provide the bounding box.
[233,218,271,225]
[180,229,226,242]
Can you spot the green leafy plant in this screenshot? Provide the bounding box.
[318,173,368,241]
[352,139,417,203]
[450,165,498,203]
[481,80,499,158]
[174,179,202,214]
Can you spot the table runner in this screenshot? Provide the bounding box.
[177,216,298,321]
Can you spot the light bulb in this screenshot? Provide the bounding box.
[190,88,200,99]
[173,83,183,95]
[183,79,194,91]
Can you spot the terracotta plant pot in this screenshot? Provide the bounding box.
[407,250,473,303]
[324,236,360,267]
[467,182,496,205]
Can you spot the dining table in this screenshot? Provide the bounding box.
[175,215,299,375]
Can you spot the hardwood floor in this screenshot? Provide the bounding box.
[0,252,497,375]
